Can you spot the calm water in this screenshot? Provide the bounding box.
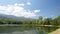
[0,26,58,34]
[0,30,46,34]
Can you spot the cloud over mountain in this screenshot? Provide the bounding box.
[0,3,40,18]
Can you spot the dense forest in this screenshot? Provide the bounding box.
[0,15,60,26]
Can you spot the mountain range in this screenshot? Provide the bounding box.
[0,14,33,21]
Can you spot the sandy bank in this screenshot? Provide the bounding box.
[49,28,60,34]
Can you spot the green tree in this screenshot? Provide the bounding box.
[43,18,52,25]
[38,16,43,25]
[51,15,60,26]
[39,16,43,20]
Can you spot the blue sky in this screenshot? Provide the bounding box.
[0,0,60,18]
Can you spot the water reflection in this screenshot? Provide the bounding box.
[0,26,59,34]
[0,30,46,34]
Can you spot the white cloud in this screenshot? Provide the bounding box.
[27,2,31,5]
[19,3,25,6]
[14,3,25,6]
[34,10,40,13]
[0,3,40,18]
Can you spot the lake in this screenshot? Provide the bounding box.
[0,26,59,34]
[0,29,46,34]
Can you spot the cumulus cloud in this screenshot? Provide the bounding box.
[14,3,25,6]
[34,10,40,13]
[27,2,31,5]
[0,3,40,18]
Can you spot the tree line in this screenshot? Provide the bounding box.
[0,15,60,26]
